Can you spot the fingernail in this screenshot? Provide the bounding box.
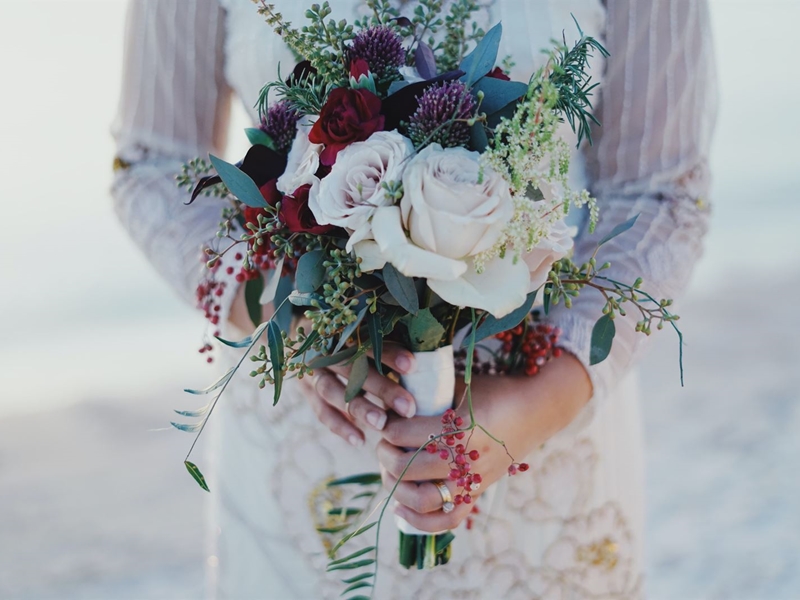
[348,434,363,448]
[394,397,415,418]
[366,410,386,431]
[395,354,416,374]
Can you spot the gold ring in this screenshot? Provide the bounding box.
[433,480,455,514]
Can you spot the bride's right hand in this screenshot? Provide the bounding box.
[299,343,418,448]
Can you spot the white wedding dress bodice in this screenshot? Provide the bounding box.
[112,1,716,598]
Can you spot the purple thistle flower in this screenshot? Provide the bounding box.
[406,80,478,149]
[260,100,300,154]
[349,26,405,83]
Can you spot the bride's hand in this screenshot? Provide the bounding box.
[377,353,593,532]
[299,342,419,448]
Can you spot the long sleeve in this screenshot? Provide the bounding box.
[549,0,717,399]
[111,0,236,312]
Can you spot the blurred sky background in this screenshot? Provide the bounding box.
[0,1,799,599]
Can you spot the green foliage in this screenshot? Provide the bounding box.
[438,0,485,72]
[209,155,268,208]
[176,157,229,199]
[590,314,615,365]
[382,264,419,315]
[344,354,369,403]
[184,460,210,492]
[257,66,331,118]
[458,22,501,86]
[244,128,278,151]
[244,274,264,328]
[402,308,446,352]
[472,291,537,345]
[255,1,354,87]
[539,17,609,146]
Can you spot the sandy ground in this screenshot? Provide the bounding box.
[1,274,799,600]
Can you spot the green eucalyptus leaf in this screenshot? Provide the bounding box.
[173,403,212,418]
[316,524,352,534]
[471,77,528,114]
[327,507,363,517]
[590,314,616,365]
[329,546,376,566]
[598,214,639,246]
[296,250,327,293]
[383,264,419,315]
[308,346,359,370]
[184,460,210,492]
[326,558,375,572]
[341,572,374,584]
[183,367,234,395]
[267,320,284,404]
[327,473,381,487]
[209,154,267,208]
[403,308,446,352]
[342,581,372,594]
[245,274,265,328]
[344,354,369,403]
[472,291,537,344]
[470,121,489,152]
[367,311,384,375]
[244,128,278,151]
[331,522,377,555]
[293,330,320,358]
[435,531,456,553]
[170,421,202,433]
[288,291,326,307]
[273,275,294,333]
[459,22,502,86]
[334,307,368,354]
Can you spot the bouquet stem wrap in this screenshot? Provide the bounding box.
[395,345,455,567]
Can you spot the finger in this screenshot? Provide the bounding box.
[381,413,450,448]
[312,370,387,432]
[382,473,460,514]
[394,501,472,534]
[306,389,364,448]
[328,362,417,418]
[376,439,451,481]
[372,342,417,375]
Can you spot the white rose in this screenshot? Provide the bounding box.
[355,145,529,318]
[522,219,576,293]
[310,131,414,251]
[276,115,322,194]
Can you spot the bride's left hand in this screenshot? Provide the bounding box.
[377,352,593,533]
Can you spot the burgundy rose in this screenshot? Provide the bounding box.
[280,185,334,235]
[486,66,511,81]
[309,88,385,166]
[350,57,370,80]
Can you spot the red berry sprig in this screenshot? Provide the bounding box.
[494,321,562,376]
[425,409,531,509]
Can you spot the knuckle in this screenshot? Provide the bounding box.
[382,420,402,445]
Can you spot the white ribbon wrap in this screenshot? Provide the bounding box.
[394,345,455,536]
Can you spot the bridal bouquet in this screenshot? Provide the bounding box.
[175,0,682,593]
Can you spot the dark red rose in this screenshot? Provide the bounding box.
[280,185,334,235]
[486,66,511,81]
[350,57,370,80]
[309,87,385,165]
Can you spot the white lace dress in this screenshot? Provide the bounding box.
[111,1,716,598]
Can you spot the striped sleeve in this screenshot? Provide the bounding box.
[110,0,238,314]
[549,0,718,400]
